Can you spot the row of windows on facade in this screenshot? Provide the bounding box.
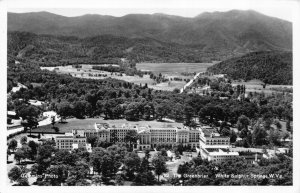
[206,139,229,142]
[58,140,86,143]
[86,133,200,137]
[95,136,200,140]
[58,143,86,146]
[206,142,229,145]
[95,134,197,137]
[88,131,199,134]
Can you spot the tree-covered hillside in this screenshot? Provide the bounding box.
[8,31,222,65]
[207,51,292,85]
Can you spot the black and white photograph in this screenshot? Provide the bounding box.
[2,0,299,191]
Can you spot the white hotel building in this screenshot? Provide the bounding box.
[55,122,239,163]
[61,123,201,150]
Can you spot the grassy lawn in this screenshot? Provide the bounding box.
[31,118,184,133]
[136,62,214,75]
[31,118,100,133]
[271,120,293,138]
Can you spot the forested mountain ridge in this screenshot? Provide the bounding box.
[7,31,232,64]
[207,51,292,85]
[8,10,292,59]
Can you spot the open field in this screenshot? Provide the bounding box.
[136,62,214,75]
[30,118,184,133]
[41,63,215,91]
[41,65,190,91]
[232,79,292,95]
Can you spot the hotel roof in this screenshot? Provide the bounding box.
[205,148,239,156]
[202,128,218,136]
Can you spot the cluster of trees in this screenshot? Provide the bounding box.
[181,72,196,76]
[170,154,292,185]
[8,166,30,186]
[149,72,169,84]
[92,65,121,73]
[196,77,211,86]
[190,76,234,98]
[82,146,169,185]
[92,65,146,78]
[15,104,41,134]
[234,116,291,148]
[8,137,170,186]
[8,137,40,185]
[173,77,184,81]
[149,73,191,84]
[13,137,39,164]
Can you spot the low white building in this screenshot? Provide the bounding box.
[200,147,239,163]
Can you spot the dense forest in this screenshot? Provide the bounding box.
[207,51,292,85]
[8,31,229,66]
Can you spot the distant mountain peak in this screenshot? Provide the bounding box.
[8,9,292,53]
[196,9,264,18]
[14,11,65,17]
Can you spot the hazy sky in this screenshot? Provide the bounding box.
[7,0,298,22]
